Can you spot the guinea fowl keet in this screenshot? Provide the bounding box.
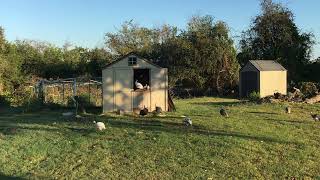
[285,106,291,114]
[140,107,148,116]
[220,108,229,117]
[311,112,319,121]
[183,116,192,127]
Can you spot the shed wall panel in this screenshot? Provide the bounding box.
[240,71,259,97]
[260,71,287,97]
[150,68,168,111]
[102,69,114,112]
[133,91,151,110]
[114,68,133,111]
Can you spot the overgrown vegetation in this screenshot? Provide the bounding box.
[248,91,261,102]
[0,97,320,179]
[299,82,319,98]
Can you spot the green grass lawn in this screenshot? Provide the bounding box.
[0,97,320,179]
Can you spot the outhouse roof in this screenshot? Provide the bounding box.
[248,60,287,71]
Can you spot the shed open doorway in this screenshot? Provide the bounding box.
[133,68,150,90]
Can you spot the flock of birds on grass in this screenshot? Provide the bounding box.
[90,106,319,131]
[285,106,319,121]
[62,80,320,132]
[181,106,319,128]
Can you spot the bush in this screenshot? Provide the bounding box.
[248,91,260,102]
[22,97,43,112]
[0,95,10,107]
[300,82,318,98]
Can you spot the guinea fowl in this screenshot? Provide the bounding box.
[140,107,148,116]
[183,116,192,127]
[220,108,229,117]
[285,106,291,114]
[135,80,144,89]
[311,112,319,121]
[93,121,106,131]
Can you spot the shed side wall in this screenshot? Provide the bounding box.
[239,62,259,97]
[260,71,287,97]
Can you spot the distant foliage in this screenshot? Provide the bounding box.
[238,0,314,82]
[299,82,318,98]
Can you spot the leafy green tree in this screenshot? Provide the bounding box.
[87,48,113,77]
[0,28,23,93]
[179,15,239,93]
[0,27,6,53]
[238,0,314,81]
[105,20,158,56]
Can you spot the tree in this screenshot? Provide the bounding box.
[180,15,239,94]
[238,0,314,81]
[0,27,6,53]
[105,20,158,56]
[0,38,24,92]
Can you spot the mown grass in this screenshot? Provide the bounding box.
[0,97,320,179]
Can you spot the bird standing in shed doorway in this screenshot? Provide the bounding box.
[135,80,144,89]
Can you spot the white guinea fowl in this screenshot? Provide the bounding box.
[135,80,144,89]
[93,121,106,131]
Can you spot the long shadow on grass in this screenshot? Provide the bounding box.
[191,101,245,107]
[264,117,311,124]
[0,111,96,136]
[248,111,279,115]
[106,117,301,145]
[0,173,25,180]
[0,111,302,145]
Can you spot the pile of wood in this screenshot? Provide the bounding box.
[305,94,320,104]
[258,88,320,104]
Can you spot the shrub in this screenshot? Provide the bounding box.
[300,82,318,98]
[0,95,10,107]
[67,93,97,113]
[22,97,43,112]
[248,91,260,102]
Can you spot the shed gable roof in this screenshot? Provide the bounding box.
[248,60,286,71]
[102,52,162,69]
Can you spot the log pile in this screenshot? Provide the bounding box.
[305,94,320,104]
[258,87,320,104]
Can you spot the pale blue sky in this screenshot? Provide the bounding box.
[0,0,319,58]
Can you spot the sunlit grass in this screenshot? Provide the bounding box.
[0,97,320,179]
